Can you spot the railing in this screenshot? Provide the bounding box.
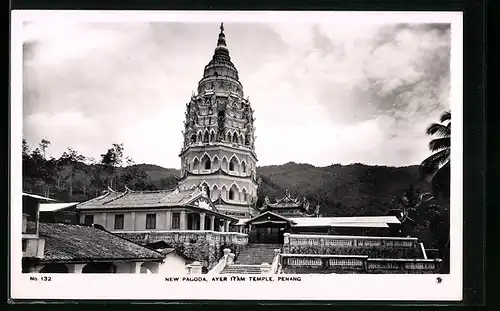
[271,249,282,274]
[114,230,248,245]
[207,248,235,275]
[281,254,367,270]
[366,258,442,273]
[420,242,428,259]
[284,233,418,248]
[279,254,442,274]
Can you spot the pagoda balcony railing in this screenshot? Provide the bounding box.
[283,233,419,248]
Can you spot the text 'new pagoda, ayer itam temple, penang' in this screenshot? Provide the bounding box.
[22,23,443,275]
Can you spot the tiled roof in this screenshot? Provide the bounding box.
[77,187,204,210]
[288,216,401,227]
[23,193,57,201]
[39,202,79,212]
[37,222,164,263]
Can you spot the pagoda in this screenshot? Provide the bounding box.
[177,23,259,219]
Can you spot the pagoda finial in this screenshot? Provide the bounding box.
[217,22,227,48]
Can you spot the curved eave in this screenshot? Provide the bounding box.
[177,168,259,185]
[184,204,239,222]
[212,196,251,207]
[178,144,258,162]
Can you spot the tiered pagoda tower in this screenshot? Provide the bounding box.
[177,23,259,218]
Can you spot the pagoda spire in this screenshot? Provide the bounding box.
[217,22,227,49]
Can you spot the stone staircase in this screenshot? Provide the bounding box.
[235,243,282,265]
[219,243,282,274]
[220,265,262,274]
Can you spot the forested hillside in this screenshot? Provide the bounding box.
[22,139,429,218]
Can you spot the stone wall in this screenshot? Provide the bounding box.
[115,230,248,269]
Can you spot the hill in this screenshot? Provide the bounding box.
[256,162,428,217]
[23,159,429,217]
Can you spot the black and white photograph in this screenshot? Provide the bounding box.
[11,11,463,301]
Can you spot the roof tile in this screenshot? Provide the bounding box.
[37,222,164,262]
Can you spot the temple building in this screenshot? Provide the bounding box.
[238,190,402,244]
[76,186,238,233]
[22,193,167,274]
[176,23,259,219]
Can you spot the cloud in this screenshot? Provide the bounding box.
[22,21,451,168]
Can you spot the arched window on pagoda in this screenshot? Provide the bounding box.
[203,131,209,143]
[202,154,211,170]
[201,182,210,198]
[232,134,238,144]
[212,185,219,200]
[229,184,239,201]
[197,132,202,143]
[241,161,247,174]
[221,185,228,200]
[242,188,248,202]
[226,132,232,142]
[193,158,200,171]
[209,131,215,142]
[190,134,196,143]
[229,157,239,172]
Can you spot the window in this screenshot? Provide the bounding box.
[114,214,124,230]
[146,214,156,230]
[229,188,236,200]
[22,239,27,252]
[84,215,94,226]
[202,155,211,170]
[172,213,180,229]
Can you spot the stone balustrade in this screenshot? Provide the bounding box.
[271,248,281,274]
[206,248,232,275]
[281,254,367,270]
[366,258,442,273]
[284,233,418,248]
[114,230,248,246]
[280,254,441,274]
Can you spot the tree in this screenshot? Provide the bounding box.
[57,147,86,198]
[420,110,451,199]
[420,110,451,273]
[387,185,437,232]
[22,139,30,157]
[39,139,51,159]
[100,143,124,189]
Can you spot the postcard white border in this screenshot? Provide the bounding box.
[10,10,463,301]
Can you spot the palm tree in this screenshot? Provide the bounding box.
[420,110,451,199]
[420,110,451,273]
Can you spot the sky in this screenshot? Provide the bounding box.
[22,18,451,169]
